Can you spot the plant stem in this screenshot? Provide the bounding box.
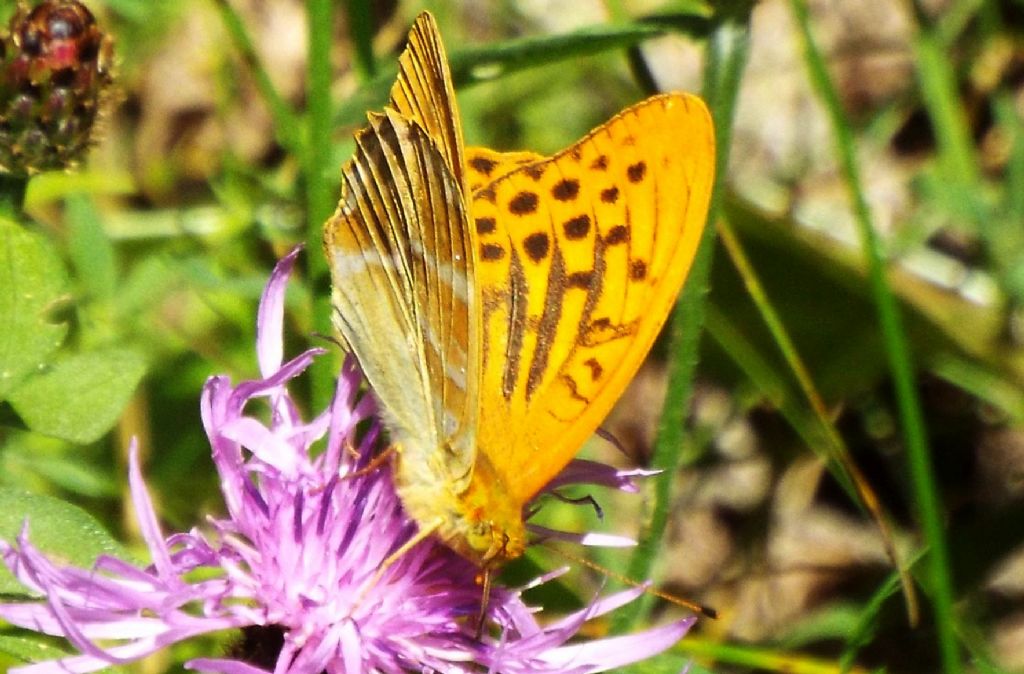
[306,0,338,408]
[611,4,752,632]
[789,1,961,671]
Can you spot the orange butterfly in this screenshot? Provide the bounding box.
[324,12,714,568]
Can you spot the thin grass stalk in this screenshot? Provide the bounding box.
[788,1,960,671]
[716,217,918,624]
[343,0,377,80]
[211,0,302,155]
[677,636,873,674]
[306,0,338,408]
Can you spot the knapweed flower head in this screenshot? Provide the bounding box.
[0,0,114,175]
[0,248,694,673]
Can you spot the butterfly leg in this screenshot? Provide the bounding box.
[352,517,443,606]
[342,444,397,480]
[473,568,493,640]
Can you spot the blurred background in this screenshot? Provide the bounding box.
[0,0,1022,672]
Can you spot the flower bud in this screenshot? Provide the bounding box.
[0,0,113,175]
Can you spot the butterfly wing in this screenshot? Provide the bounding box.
[464,147,545,193]
[324,108,478,480]
[468,93,715,504]
[388,12,466,190]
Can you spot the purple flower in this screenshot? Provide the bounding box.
[0,248,694,673]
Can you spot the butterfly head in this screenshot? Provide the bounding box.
[446,453,526,567]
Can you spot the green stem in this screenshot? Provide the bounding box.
[211,0,302,155]
[611,5,751,632]
[306,0,338,408]
[342,0,376,80]
[789,2,961,672]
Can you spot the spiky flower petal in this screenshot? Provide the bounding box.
[0,248,694,673]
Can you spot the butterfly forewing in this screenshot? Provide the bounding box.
[389,12,466,190]
[470,94,715,504]
[325,109,478,477]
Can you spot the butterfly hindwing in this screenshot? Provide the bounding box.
[325,109,478,480]
[470,93,715,504]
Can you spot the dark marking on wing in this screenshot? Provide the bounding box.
[582,316,639,346]
[509,191,539,215]
[630,259,647,280]
[525,246,567,399]
[561,374,590,404]
[605,224,629,245]
[502,249,528,399]
[476,217,496,234]
[627,161,647,183]
[590,155,608,170]
[567,270,593,289]
[524,232,550,262]
[469,155,498,176]
[563,214,590,240]
[600,186,619,204]
[481,243,505,261]
[576,236,606,344]
[552,178,580,202]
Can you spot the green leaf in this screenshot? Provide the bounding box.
[7,348,146,444]
[620,651,710,674]
[65,195,118,301]
[0,633,72,669]
[0,487,133,595]
[448,23,671,87]
[0,217,69,399]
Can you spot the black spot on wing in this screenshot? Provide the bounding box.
[476,217,496,234]
[630,259,647,280]
[627,161,647,183]
[469,155,498,176]
[605,225,629,245]
[523,232,550,262]
[552,178,580,202]
[563,215,590,240]
[509,191,539,215]
[481,243,505,261]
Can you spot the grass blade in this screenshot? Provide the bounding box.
[789,1,961,670]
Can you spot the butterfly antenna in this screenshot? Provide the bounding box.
[540,542,717,619]
[310,331,347,351]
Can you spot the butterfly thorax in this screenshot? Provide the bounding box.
[393,443,526,567]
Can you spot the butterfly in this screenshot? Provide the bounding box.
[323,12,714,568]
